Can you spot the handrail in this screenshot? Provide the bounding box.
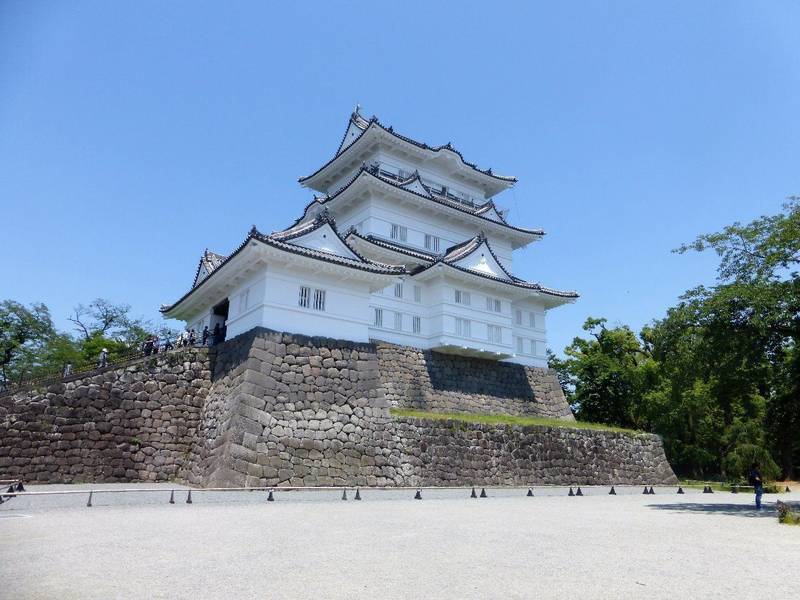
[0,344,211,397]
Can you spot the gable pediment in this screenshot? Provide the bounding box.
[399,174,432,198]
[451,240,511,280]
[287,222,360,260]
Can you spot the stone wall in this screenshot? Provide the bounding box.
[393,417,678,486]
[376,343,573,419]
[0,328,678,487]
[0,349,210,483]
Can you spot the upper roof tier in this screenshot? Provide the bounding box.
[299,109,517,198]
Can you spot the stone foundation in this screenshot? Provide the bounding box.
[376,343,573,418]
[0,349,210,483]
[0,328,678,486]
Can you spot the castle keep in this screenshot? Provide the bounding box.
[0,112,678,487]
[162,108,577,368]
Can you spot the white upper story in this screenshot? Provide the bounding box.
[162,109,578,367]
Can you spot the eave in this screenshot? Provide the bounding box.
[297,168,543,249]
[299,117,516,198]
[411,261,578,308]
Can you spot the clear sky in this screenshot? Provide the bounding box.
[2,1,798,355]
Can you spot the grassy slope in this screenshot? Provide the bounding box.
[389,408,640,434]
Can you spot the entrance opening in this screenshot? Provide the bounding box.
[210,299,229,344]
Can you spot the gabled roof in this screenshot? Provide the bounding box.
[162,212,405,315]
[300,109,517,195]
[345,230,439,263]
[192,249,227,288]
[410,233,579,301]
[294,166,544,242]
[441,234,515,281]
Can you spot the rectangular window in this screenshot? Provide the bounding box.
[454,289,471,306]
[313,289,326,311]
[515,309,522,325]
[374,308,383,327]
[424,234,440,252]
[455,318,471,338]
[394,312,403,331]
[394,282,404,299]
[413,285,422,303]
[239,289,249,314]
[516,337,524,354]
[412,315,421,334]
[529,312,536,328]
[390,223,407,242]
[298,286,310,308]
[488,325,502,344]
[486,297,501,313]
[530,339,537,355]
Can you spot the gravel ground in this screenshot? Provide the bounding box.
[0,483,797,599]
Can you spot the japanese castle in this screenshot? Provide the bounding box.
[162,108,577,367]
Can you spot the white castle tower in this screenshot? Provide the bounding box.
[162,109,577,367]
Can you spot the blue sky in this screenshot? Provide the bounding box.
[2,1,798,355]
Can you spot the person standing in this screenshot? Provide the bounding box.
[748,462,764,510]
[143,336,153,356]
[188,329,196,346]
[97,348,109,369]
[212,323,221,346]
[152,335,160,355]
[202,325,209,346]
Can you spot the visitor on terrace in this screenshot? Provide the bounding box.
[97,348,108,369]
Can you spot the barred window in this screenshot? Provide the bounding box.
[394,312,403,331]
[488,325,502,344]
[424,234,440,252]
[515,309,522,325]
[486,297,501,313]
[390,224,407,242]
[412,315,421,334]
[298,286,310,308]
[455,318,471,338]
[313,289,326,311]
[374,308,383,327]
[413,285,422,303]
[516,337,524,354]
[394,282,403,299]
[454,289,471,305]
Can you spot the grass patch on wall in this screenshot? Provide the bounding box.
[389,408,640,434]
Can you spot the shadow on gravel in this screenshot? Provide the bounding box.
[648,502,776,519]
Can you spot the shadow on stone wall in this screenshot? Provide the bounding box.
[424,350,534,400]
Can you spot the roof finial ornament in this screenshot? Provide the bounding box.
[249,224,258,236]
[354,102,361,116]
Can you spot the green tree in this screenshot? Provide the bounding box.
[0,300,56,386]
[551,318,653,429]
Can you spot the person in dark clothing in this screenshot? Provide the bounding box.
[143,337,153,357]
[202,326,209,346]
[748,462,764,509]
[212,323,221,346]
[188,329,196,346]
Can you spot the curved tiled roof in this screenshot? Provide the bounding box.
[294,166,544,238]
[413,259,579,299]
[162,215,405,314]
[192,249,227,288]
[346,231,438,262]
[300,110,517,186]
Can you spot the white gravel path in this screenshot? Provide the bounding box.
[0,483,797,599]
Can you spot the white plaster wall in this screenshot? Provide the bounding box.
[337,195,514,269]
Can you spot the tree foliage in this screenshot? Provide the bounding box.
[0,298,159,388]
[552,199,799,479]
